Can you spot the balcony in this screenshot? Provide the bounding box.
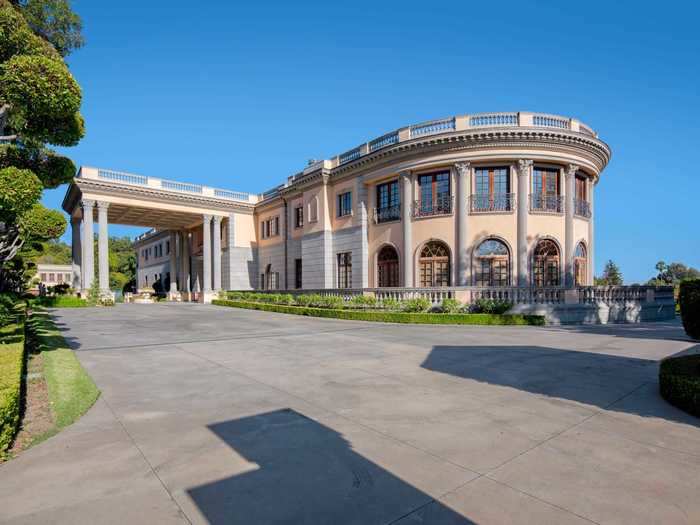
[373,205,401,224]
[530,194,564,214]
[574,198,591,218]
[412,195,454,218]
[470,193,515,213]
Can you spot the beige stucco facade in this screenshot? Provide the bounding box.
[63,111,609,300]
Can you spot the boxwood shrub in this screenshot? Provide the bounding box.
[0,304,25,455]
[212,299,544,326]
[659,354,700,417]
[679,279,700,340]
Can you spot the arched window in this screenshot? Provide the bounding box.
[377,245,399,287]
[574,242,587,286]
[419,241,450,287]
[533,240,560,287]
[474,239,510,286]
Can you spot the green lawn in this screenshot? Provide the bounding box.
[27,309,99,431]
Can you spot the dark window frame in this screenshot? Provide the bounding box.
[337,191,353,217]
[337,252,352,288]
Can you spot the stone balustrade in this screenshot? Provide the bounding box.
[77,167,257,204]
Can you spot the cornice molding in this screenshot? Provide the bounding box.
[72,179,256,214]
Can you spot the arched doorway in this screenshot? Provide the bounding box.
[474,238,510,286]
[533,239,560,287]
[419,241,450,287]
[574,242,587,286]
[377,245,399,287]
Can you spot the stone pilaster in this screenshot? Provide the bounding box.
[227,214,235,290]
[212,216,222,291]
[565,164,578,288]
[81,199,95,293]
[202,215,212,292]
[455,162,471,286]
[516,160,532,286]
[71,216,81,290]
[182,231,191,293]
[400,171,413,287]
[355,177,369,288]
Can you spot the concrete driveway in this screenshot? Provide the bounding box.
[1,304,699,524]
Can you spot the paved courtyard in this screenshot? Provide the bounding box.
[1,304,699,524]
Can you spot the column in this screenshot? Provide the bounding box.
[516,160,532,286]
[588,177,595,284]
[81,199,95,292]
[97,201,110,293]
[400,171,413,287]
[455,162,470,286]
[202,215,212,292]
[565,164,578,288]
[212,216,222,291]
[227,214,236,290]
[182,231,191,293]
[71,216,81,290]
[169,230,178,292]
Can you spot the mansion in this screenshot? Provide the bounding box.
[63,110,661,322]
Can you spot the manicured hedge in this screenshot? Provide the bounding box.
[0,316,25,455]
[32,295,88,308]
[212,299,545,326]
[659,354,700,417]
[679,279,700,340]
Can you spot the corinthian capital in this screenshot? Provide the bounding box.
[202,214,212,223]
[97,200,110,211]
[81,198,95,209]
[566,163,580,178]
[454,162,471,177]
[212,215,223,224]
[517,159,533,176]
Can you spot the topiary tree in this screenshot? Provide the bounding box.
[0,0,84,290]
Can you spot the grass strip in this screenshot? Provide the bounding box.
[213,299,545,326]
[27,309,99,429]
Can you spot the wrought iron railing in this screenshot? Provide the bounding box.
[412,195,454,218]
[530,194,564,213]
[470,193,515,213]
[373,205,401,224]
[574,199,591,218]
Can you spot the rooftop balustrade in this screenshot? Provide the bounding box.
[77,167,257,204]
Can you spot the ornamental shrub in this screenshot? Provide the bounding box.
[401,297,431,313]
[294,294,314,307]
[348,295,378,308]
[318,295,345,309]
[380,298,401,311]
[678,279,700,340]
[468,298,513,315]
[439,298,462,313]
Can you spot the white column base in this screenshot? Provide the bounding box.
[198,291,218,304]
[167,291,182,302]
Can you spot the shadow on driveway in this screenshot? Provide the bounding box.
[187,409,475,524]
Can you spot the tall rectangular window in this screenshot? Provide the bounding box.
[376,180,400,222]
[166,241,170,255]
[337,191,352,217]
[575,175,587,201]
[533,167,559,196]
[295,259,302,289]
[418,171,451,215]
[294,206,303,228]
[273,216,279,236]
[337,252,352,288]
[474,167,511,211]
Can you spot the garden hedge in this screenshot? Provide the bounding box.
[659,354,700,417]
[212,299,545,326]
[0,314,25,455]
[679,279,700,340]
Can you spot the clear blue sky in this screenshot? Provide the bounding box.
[43,0,700,284]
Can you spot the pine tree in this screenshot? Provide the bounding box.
[599,260,623,285]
